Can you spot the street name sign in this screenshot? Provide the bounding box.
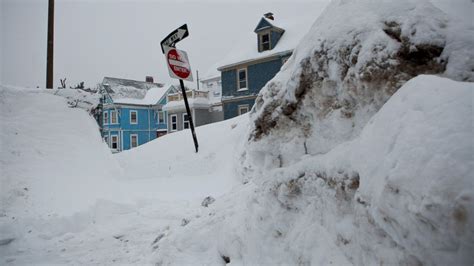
[160,24,189,53]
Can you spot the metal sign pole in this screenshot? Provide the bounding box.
[179,79,199,153]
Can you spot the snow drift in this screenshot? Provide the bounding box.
[152,0,473,265]
[153,75,473,265]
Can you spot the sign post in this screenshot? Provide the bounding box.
[161,24,199,153]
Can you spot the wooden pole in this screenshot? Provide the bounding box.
[46,0,54,89]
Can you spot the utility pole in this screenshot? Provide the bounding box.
[196,70,199,90]
[46,0,54,89]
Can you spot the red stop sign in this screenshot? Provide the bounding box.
[167,49,191,79]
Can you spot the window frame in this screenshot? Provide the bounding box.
[130,110,138,124]
[260,32,271,51]
[111,135,118,150]
[103,112,109,125]
[111,110,118,124]
[158,111,165,124]
[183,113,190,129]
[237,68,248,91]
[238,104,250,115]
[130,134,138,148]
[170,114,178,132]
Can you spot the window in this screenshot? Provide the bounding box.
[238,104,250,115]
[237,68,247,90]
[183,113,190,129]
[260,33,270,51]
[111,135,118,150]
[158,111,165,124]
[170,114,178,131]
[111,110,118,124]
[103,112,109,124]
[130,110,137,124]
[130,134,138,148]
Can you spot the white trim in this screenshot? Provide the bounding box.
[238,104,250,115]
[183,113,190,129]
[110,110,118,124]
[237,68,248,90]
[111,135,119,151]
[170,114,178,132]
[158,111,165,124]
[104,136,109,147]
[130,110,138,124]
[130,134,138,148]
[260,32,271,51]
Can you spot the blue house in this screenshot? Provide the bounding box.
[217,13,310,119]
[99,77,177,152]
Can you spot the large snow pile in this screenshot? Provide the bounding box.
[241,0,473,178]
[0,86,123,218]
[151,0,473,265]
[153,75,473,265]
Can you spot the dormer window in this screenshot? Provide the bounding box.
[260,33,270,51]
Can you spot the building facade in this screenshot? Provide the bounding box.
[163,89,220,133]
[99,77,176,152]
[218,13,299,120]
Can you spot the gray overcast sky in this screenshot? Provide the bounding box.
[1,0,330,89]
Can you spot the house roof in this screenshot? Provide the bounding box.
[162,97,210,112]
[113,84,175,106]
[217,16,314,71]
[102,77,163,91]
[201,63,221,81]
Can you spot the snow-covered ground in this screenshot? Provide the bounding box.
[0,85,246,264]
[1,0,473,265]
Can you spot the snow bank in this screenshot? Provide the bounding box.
[152,75,473,265]
[115,114,248,200]
[0,86,123,218]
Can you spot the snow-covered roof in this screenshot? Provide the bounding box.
[201,63,221,81]
[163,97,210,112]
[217,16,314,70]
[113,84,174,106]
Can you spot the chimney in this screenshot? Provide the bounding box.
[146,76,154,83]
[264,12,274,20]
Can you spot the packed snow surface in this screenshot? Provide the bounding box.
[0,85,245,264]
